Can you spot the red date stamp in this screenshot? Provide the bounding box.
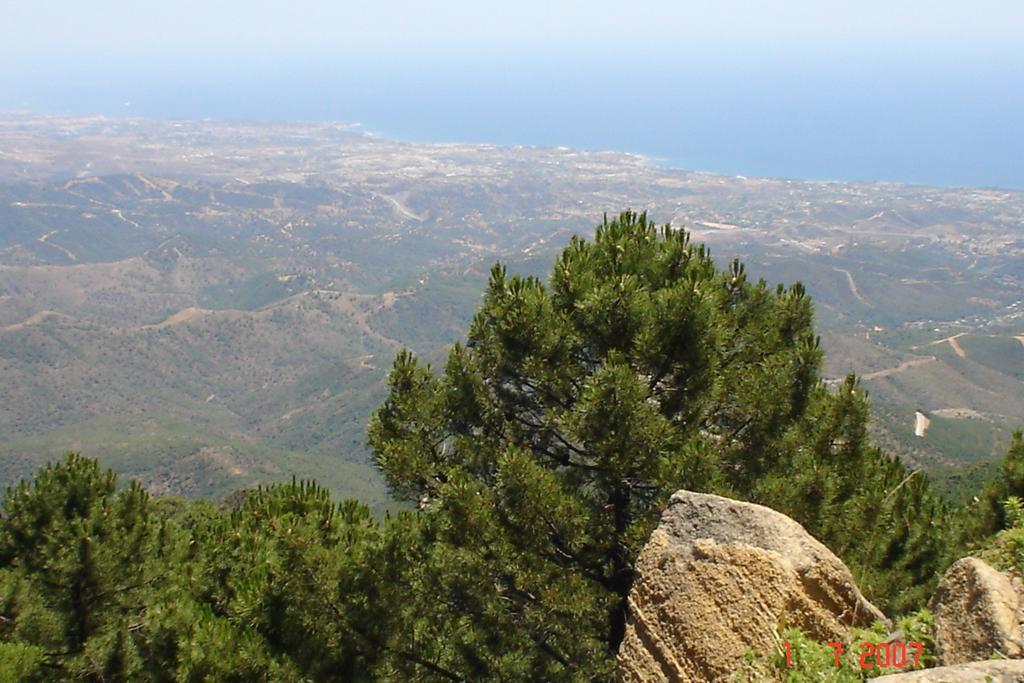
[783,641,924,669]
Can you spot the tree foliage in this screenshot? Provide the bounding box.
[0,453,161,680]
[960,430,1024,543]
[369,211,953,677]
[0,458,404,681]
[0,213,971,681]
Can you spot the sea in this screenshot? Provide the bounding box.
[2,49,1022,189]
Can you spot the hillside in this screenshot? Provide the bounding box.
[0,113,1021,503]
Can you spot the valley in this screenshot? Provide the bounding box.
[0,113,1021,506]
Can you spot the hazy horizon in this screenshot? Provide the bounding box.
[2,1,1022,189]
[4,0,1023,59]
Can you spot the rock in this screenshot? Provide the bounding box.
[930,557,1024,665]
[616,490,888,683]
[875,659,1024,682]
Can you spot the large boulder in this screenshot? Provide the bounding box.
[930,557,1024,665]
[875,659,1024,682]
[616,490,887,683]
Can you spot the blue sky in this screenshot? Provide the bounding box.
[3,0,1023,69]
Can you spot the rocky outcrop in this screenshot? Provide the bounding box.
[874,659,1024,682]
[616,490,888,683]
[930,557,1024,665]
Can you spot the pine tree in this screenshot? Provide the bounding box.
[752,375,952,614]
[177,479,388,681]
[0,212,961,681]
[369,211,925,679]
[962,430,1024,543]
[0,453,158,679]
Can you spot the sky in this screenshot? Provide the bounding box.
[3,0,1023,69]
[1,1,1022,188]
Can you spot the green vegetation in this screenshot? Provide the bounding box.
[198,272,312,311]
[0,415,392,514]
[919,414,1010,463]
[961,430,1024,544]
[738,610,935,682]
[0,213,1018,681]
[872,402,1017,469]
[981,493,1024,575]
[959,334,1024,382]
[0,454,411,680]
[368,213,952,675]
[3,134,1023,503]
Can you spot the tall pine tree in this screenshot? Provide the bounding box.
[370,212,949,678]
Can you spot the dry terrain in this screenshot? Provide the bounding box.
[1,113,1021,503]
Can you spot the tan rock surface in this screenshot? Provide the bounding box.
[616,490,887,682]
[930,557,1023,665]
[875,659,1024,682]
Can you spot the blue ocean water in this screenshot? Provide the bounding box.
[3,51,1022,189]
